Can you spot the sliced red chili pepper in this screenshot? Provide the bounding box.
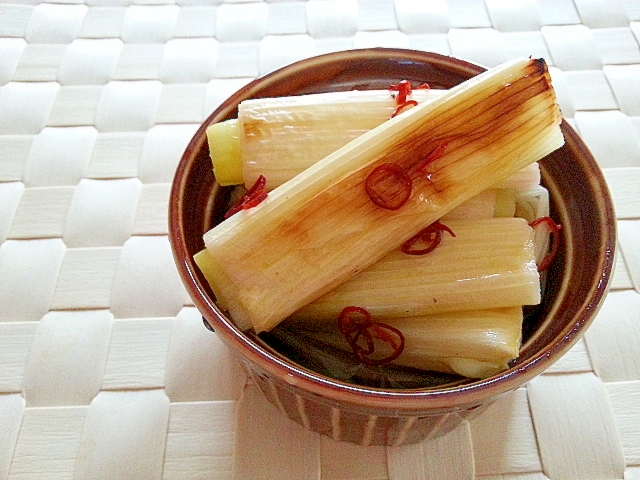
[401,220,456,255]
[349,328,376,356]
[355,322,405,366]
[365,163,412,210]
[339,306,405,367]
[415,140,449,173]
[340,306,373,352]
[390,79,412,104]
[223,202,244,219]
[239,189,268,210]
[391,99,418,118]
[370,322,403,352]
[415,83,431,90]
[529,215,562,231]
[245,174,267,196]
[338,305,371,335]
[389,80,411,92]
[224,175,268,219]
[529,216,562,272]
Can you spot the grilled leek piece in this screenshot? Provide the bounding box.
[195,217,537,323]
[201,57,564,333]
[208,89,440,187]
[208,91,541,192]
[280,307,524,378]
[290,218,539,321]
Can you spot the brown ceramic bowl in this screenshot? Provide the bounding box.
[169,49,616,446]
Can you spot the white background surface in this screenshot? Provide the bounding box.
[0,1,639,479]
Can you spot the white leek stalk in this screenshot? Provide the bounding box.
[290,217,539,321]
[208,92,542,192]
[282,306,523,378]
[443,189,500,220]
[208,89,440,187]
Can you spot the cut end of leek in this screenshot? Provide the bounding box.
[207,119,244,186]
[445,358,507,379]
[193,248,251,331]
[494,189,517,218]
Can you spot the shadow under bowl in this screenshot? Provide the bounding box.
[169,48,616,446]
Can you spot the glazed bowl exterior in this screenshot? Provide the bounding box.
[169,49,616,446]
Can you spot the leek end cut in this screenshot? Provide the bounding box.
[207,120,244,186]
[193,248,251,331]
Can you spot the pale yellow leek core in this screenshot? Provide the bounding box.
[206,119,243,186]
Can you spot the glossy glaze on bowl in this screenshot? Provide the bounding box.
[169,49,616,445]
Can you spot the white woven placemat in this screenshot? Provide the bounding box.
[1,1,639,479]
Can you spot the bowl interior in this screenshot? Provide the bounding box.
[169,49,616,408]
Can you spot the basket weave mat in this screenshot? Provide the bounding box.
[1,1,639,479]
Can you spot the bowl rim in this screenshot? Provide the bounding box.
[169,48,617,413]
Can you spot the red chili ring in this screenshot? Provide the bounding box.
[246,174,267,196]
[401,220,456,255]
[391,100,418,118]
[348,328,376,356]
[365,163,413,211]
[529,216,563,272]
[339,305,371,335]
[339,306,406,367]
[241,189,268,209]
[354,322,406,366]
[224,175,268,218]
[390,79,412,104]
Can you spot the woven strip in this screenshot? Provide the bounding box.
[1,1,639,479]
